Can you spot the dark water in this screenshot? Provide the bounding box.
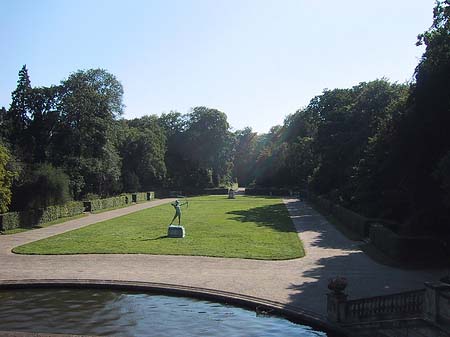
[0,289,327,336]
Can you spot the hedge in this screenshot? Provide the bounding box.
[0,201,84,231]
[0,212,20,231]
[331,205,370,237]
[84,192,155,212]
[182,188,229,195]
[0,191,158,231]
[39,201,85,224]
[369,224,445,262]
[308,194,370,238]
[84,195,128,212]
[131,192,149,203]
[309,195,334,215]
[245,188,291,196]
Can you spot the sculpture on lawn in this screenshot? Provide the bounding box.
[169,198,188,226]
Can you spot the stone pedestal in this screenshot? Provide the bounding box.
[327,292,348,323]
[168,225,185,238]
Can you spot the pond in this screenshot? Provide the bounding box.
[0,288,328,336]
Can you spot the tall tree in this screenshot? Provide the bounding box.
[120,115,167,192]
[6,65,32,151]
[53,69,124,197]
[183,107,234,186]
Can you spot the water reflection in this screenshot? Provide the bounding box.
[0,289,326,336]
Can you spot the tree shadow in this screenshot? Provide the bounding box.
[280,199,443,328]
[226,203,297,233]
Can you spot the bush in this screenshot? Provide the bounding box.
[0,212,20,231]
[0,201,84,231]
[12,164,71,210]
[245,188,290,196]
[131,192,148,203]
[38,201,85,224]
[0,144,16,213]
[332,205,370,237]
[85,195,129,212]
[369,224,445,262]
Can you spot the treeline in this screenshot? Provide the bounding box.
[0,68,234,212]
[234,0,450,236]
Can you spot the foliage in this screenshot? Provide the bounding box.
[52,68,124,197]
[0,145,18,213]
[0,200,84,231]
[11,163,71,210]
[120,116,167,192]
[86,195,128,212]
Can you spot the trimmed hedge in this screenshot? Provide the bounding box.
[84,192,155,212]
[0,212,20,231]
[0,201,84,231]
[332,205,370,237]
[131,192,148,203]
[309,194,334,214]
[369,224,445,262]
[308,194,370,238]
[245,188,291,196]
[84,195,129,212]
[39,201,84,224]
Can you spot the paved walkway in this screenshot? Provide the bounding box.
[0,199,443,317]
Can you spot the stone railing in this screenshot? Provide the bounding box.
[345,289,425,323]
[327,281,450,330]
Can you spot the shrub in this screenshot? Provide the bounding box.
[13,164,71,210]
[0,201,84,231]
[0,144,16,213]
[0,212,20,231]
[85,195,129,212]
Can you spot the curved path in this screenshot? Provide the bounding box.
[0,198,443,320]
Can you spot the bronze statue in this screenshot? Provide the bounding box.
[169,199,188,226]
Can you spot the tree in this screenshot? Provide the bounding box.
[120,116,167,191]
[0,144,16,213]
[52,69,124,197]
[383,0,450,232]
[233,127,258,186]
[5,65,32,154]
[183,107,234,186]
[27,86,60,163]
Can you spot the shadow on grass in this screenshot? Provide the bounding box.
[141,235,168,241]
[226,203,296,233]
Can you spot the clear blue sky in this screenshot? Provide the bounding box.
[0,0,435,133]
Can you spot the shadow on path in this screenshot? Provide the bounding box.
[282,199,442,316]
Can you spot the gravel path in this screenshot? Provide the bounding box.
[0,198,442,317]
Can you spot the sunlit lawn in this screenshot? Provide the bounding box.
[13,196,304,260]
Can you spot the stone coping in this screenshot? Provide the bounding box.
[0,279,348,337]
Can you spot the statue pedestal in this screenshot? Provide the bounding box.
[168,225,185,238]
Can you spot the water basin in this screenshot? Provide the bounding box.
[0,288,328,336]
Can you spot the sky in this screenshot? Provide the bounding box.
[0,0,435,133]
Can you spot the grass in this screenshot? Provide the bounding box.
[13,196,304,260]
[1,214,88,235]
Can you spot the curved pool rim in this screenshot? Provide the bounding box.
[0,279,347,337]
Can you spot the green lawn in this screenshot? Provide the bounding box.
[13,196,304,260]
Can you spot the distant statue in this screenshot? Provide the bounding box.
[169,199,188,226]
